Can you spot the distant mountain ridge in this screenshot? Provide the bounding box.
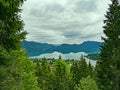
[22,40,102,56]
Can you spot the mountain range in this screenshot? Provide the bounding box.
[22,40,102,56]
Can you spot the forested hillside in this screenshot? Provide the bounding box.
[33,57,97,90]
[22,40,102,56]
[0,0,120,90]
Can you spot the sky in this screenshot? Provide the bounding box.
[21,0,111,44]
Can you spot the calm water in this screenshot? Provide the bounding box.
[32,52,96,66]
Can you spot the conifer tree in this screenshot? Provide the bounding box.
[35,58,51,90]
[96,0,120,90]
[53,59,70,90]
[76,76,98,90]
[71,57,92,87]
[111,46,120,90]
[0,0,27,51]
[0,50,40,90]
[71,61,80,86]
[87,62,94,78]
[0,0,40,89]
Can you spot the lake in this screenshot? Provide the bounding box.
[31,52,96,66]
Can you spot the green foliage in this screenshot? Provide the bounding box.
[76,76,98,90]
[0,50,40,90]
[0,45,11,65]
[96,0,120,90]
[52,59,71,90]
[0,0,39,90]
[71,57,94,88]
[0,0,27,51]
[53,59,70,76]
[34,58,74,90]
[111,47,120,90]
[86,53,100,60]
[33,57,96,90]
[35,58,51,90]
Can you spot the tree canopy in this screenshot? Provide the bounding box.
[96,0,120,90]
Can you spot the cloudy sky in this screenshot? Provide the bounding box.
[21,0,111,44]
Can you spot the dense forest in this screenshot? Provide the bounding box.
[0,0,120,90]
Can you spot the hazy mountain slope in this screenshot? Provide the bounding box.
[22,40,102,56]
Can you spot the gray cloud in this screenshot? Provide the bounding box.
[74,0,97,13]
[21,0,111,44]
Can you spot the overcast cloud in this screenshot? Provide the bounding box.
[21,0,111,44]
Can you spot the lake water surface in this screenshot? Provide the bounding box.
[32,52,96,66]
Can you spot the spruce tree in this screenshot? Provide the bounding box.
[96,0,120,90]
[111,46,120,90]
[35,58,51,90]
[71,57,91,87]
[0,0,27,51]
[53,59,70,90]
[71,61,80,86]
[0,0,40,89]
